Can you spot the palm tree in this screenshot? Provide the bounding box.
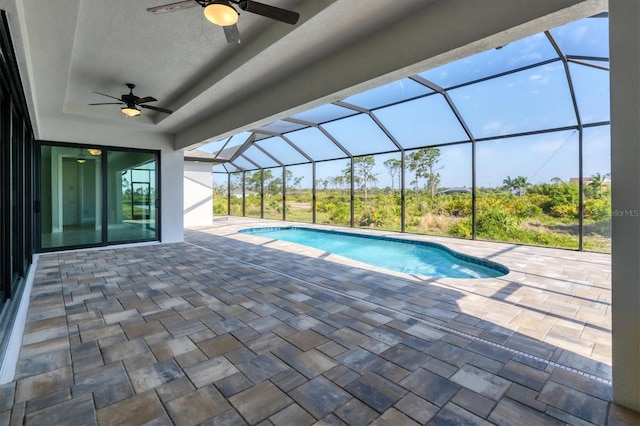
[587,172,610,198]
[503,176,515,192]
[503,175,530,196]
[513,176,530,196]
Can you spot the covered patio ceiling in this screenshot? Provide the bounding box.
[1,0,606,151]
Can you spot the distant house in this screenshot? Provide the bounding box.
[230,189,261,198]
[439,187,471,195]
[569,177,592,185]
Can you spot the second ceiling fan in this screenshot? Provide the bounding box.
[147,0,300,44]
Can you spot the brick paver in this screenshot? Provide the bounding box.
[1,217,638,425]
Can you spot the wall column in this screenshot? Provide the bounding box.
[183,161,213,227]
[610,0,640,412]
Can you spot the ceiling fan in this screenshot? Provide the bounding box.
[89,83,173,117]
[147,0,300,44]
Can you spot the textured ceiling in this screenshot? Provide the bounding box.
[16,0,432,135]
[2,0,607,151]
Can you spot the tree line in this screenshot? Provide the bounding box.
[221,147,610,204]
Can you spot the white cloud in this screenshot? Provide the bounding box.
[528,74,550,85]
[530,139,564,154]
[482,120,515,136]
[571,26,588,44]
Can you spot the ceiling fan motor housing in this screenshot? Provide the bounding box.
[122,94,138,103]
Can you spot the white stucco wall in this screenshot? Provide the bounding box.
[610,0,640,412]
[184,161,213,227]
[161,148,185,243]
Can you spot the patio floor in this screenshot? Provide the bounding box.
[1,216,638,425]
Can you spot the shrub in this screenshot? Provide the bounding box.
[584,198,611,221]
[358,208,380,227]
[476,207,521,237]
[447,219,472,238]
[437,195,472,217]
[506,196,543,219]
[529,182,579,214]
[407,215,421,227]
[268,200,281,213]
[550,203,579,218]
[328,200,349,224]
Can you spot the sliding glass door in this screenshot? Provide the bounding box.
[0,9,35,365]
[40,145,102,248]
[38,143,159,250]
[107,151,157,243]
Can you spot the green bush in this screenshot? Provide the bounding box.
[476,207,521,238]
[447,219,472,238]
[437,194,472,217]
[529,182,579,214]
[550,203,579,219]
[316,201,330,213]
[268,200,281,213]
[584,198,611,221]
[328,200,349,224]
[407,215,421,227]
[506,196,543,219]
[358,208,381,227]
[356,195,401,228]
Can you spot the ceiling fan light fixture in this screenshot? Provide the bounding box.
[204,1,238,26]
[122,106,141,117]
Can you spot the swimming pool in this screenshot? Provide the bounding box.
[239,227,508,279]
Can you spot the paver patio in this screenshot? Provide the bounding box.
[0,216,638,425]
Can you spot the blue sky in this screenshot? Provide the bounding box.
[209,16,610,190]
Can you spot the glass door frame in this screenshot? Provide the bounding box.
[106,149,160,244]
[35,141,161,252]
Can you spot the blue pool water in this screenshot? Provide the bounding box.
[239,227,508,279]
